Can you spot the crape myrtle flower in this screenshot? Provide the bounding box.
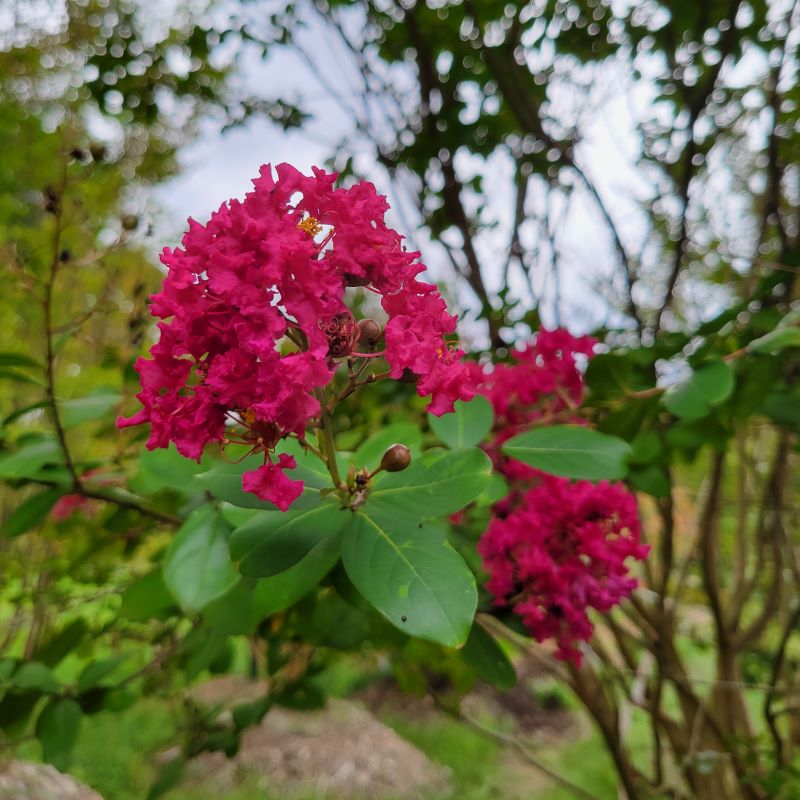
[118,164,474,510]
[473,329,649,664]
[478,474,649,665]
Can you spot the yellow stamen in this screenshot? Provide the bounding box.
[297,215,323,237]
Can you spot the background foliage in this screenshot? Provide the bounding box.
[1,1,799,799]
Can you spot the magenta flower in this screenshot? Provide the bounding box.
[119,164,473,509]
[474,328,648,664]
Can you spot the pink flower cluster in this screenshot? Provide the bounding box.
[475,327,597,487]
[473,329,648,664]
[119,164,473,510]
[478,474,648,665]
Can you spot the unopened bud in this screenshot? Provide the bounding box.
[121,214,139,231]
[357,318,381,347]
[89,142,106,162]
[380,444,411,473]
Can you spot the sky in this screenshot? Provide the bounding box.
[149,3,671,341]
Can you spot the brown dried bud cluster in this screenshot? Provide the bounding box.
[380,444,411,473]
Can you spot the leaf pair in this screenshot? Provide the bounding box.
[227,448,493,648]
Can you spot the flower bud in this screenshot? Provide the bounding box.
[89,142,106,162]
[121,214,139,231]
[357,318,381,347]
[380,444,411,473]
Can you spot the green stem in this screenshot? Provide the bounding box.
[315,390,343,489]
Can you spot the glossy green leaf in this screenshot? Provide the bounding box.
[428,396,493,449]
[502,425,631,480]
[204,533,342,634]
[0,368,45,385]
[3,487,63,537]
[0,352,43,369]
[663,360,735,420]
[147,756,185,800]
[461,624,516,690]
[0,438,61,479]
[230,502,347,577]
[134,445,208,495]
[120,570,177,621]
[11,662,60,694]
[77,656,128,692]
[163,507,238,613]
[36,698,82,771]
[342,510,477,647]
[747,326,800,355]
[59,392,121,428]
[628,465,670,498]
[35,620,87,667]
[367,448,492,518]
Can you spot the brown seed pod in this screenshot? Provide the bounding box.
[89,142,106,162]
[121,214,139,231]
[380,443,411,473]
[357,318,381,347]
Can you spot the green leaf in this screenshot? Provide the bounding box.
[502,425,631,480]
[628,465,670,498]
[3,401,49,427]
[147,756,186,800]
[0,352,43,369]
[475,472,509,507]
[220,504,260,528]
[204,534,342,634]
[747,326,800,354]
[0,368,45,385]
[341,510,477,647]
[230,502,347,577]
[663,360,735,420]
[0,659,17,682]
[351,423,423,470]
[163,507,239,613]
[133,445,207,495]
[0,438,61,478]
[34,620,87,667]
[36,698,82,771]
[232,695,272,731]
[761,389,800,431]
[308,590,371,650]
[11,662,60,694]
[248,534,341,616]
[59,392,121,428]
[3,488,63,537]
[428,396,493,449]
[461,624,516,690]
[367,448,492,518]
[120,570,177,621]
[77,656,127,693]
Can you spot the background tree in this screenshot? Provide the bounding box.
[0,2,799,799]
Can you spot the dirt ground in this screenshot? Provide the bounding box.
[0,761,103,800]
[181,656,580,799]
